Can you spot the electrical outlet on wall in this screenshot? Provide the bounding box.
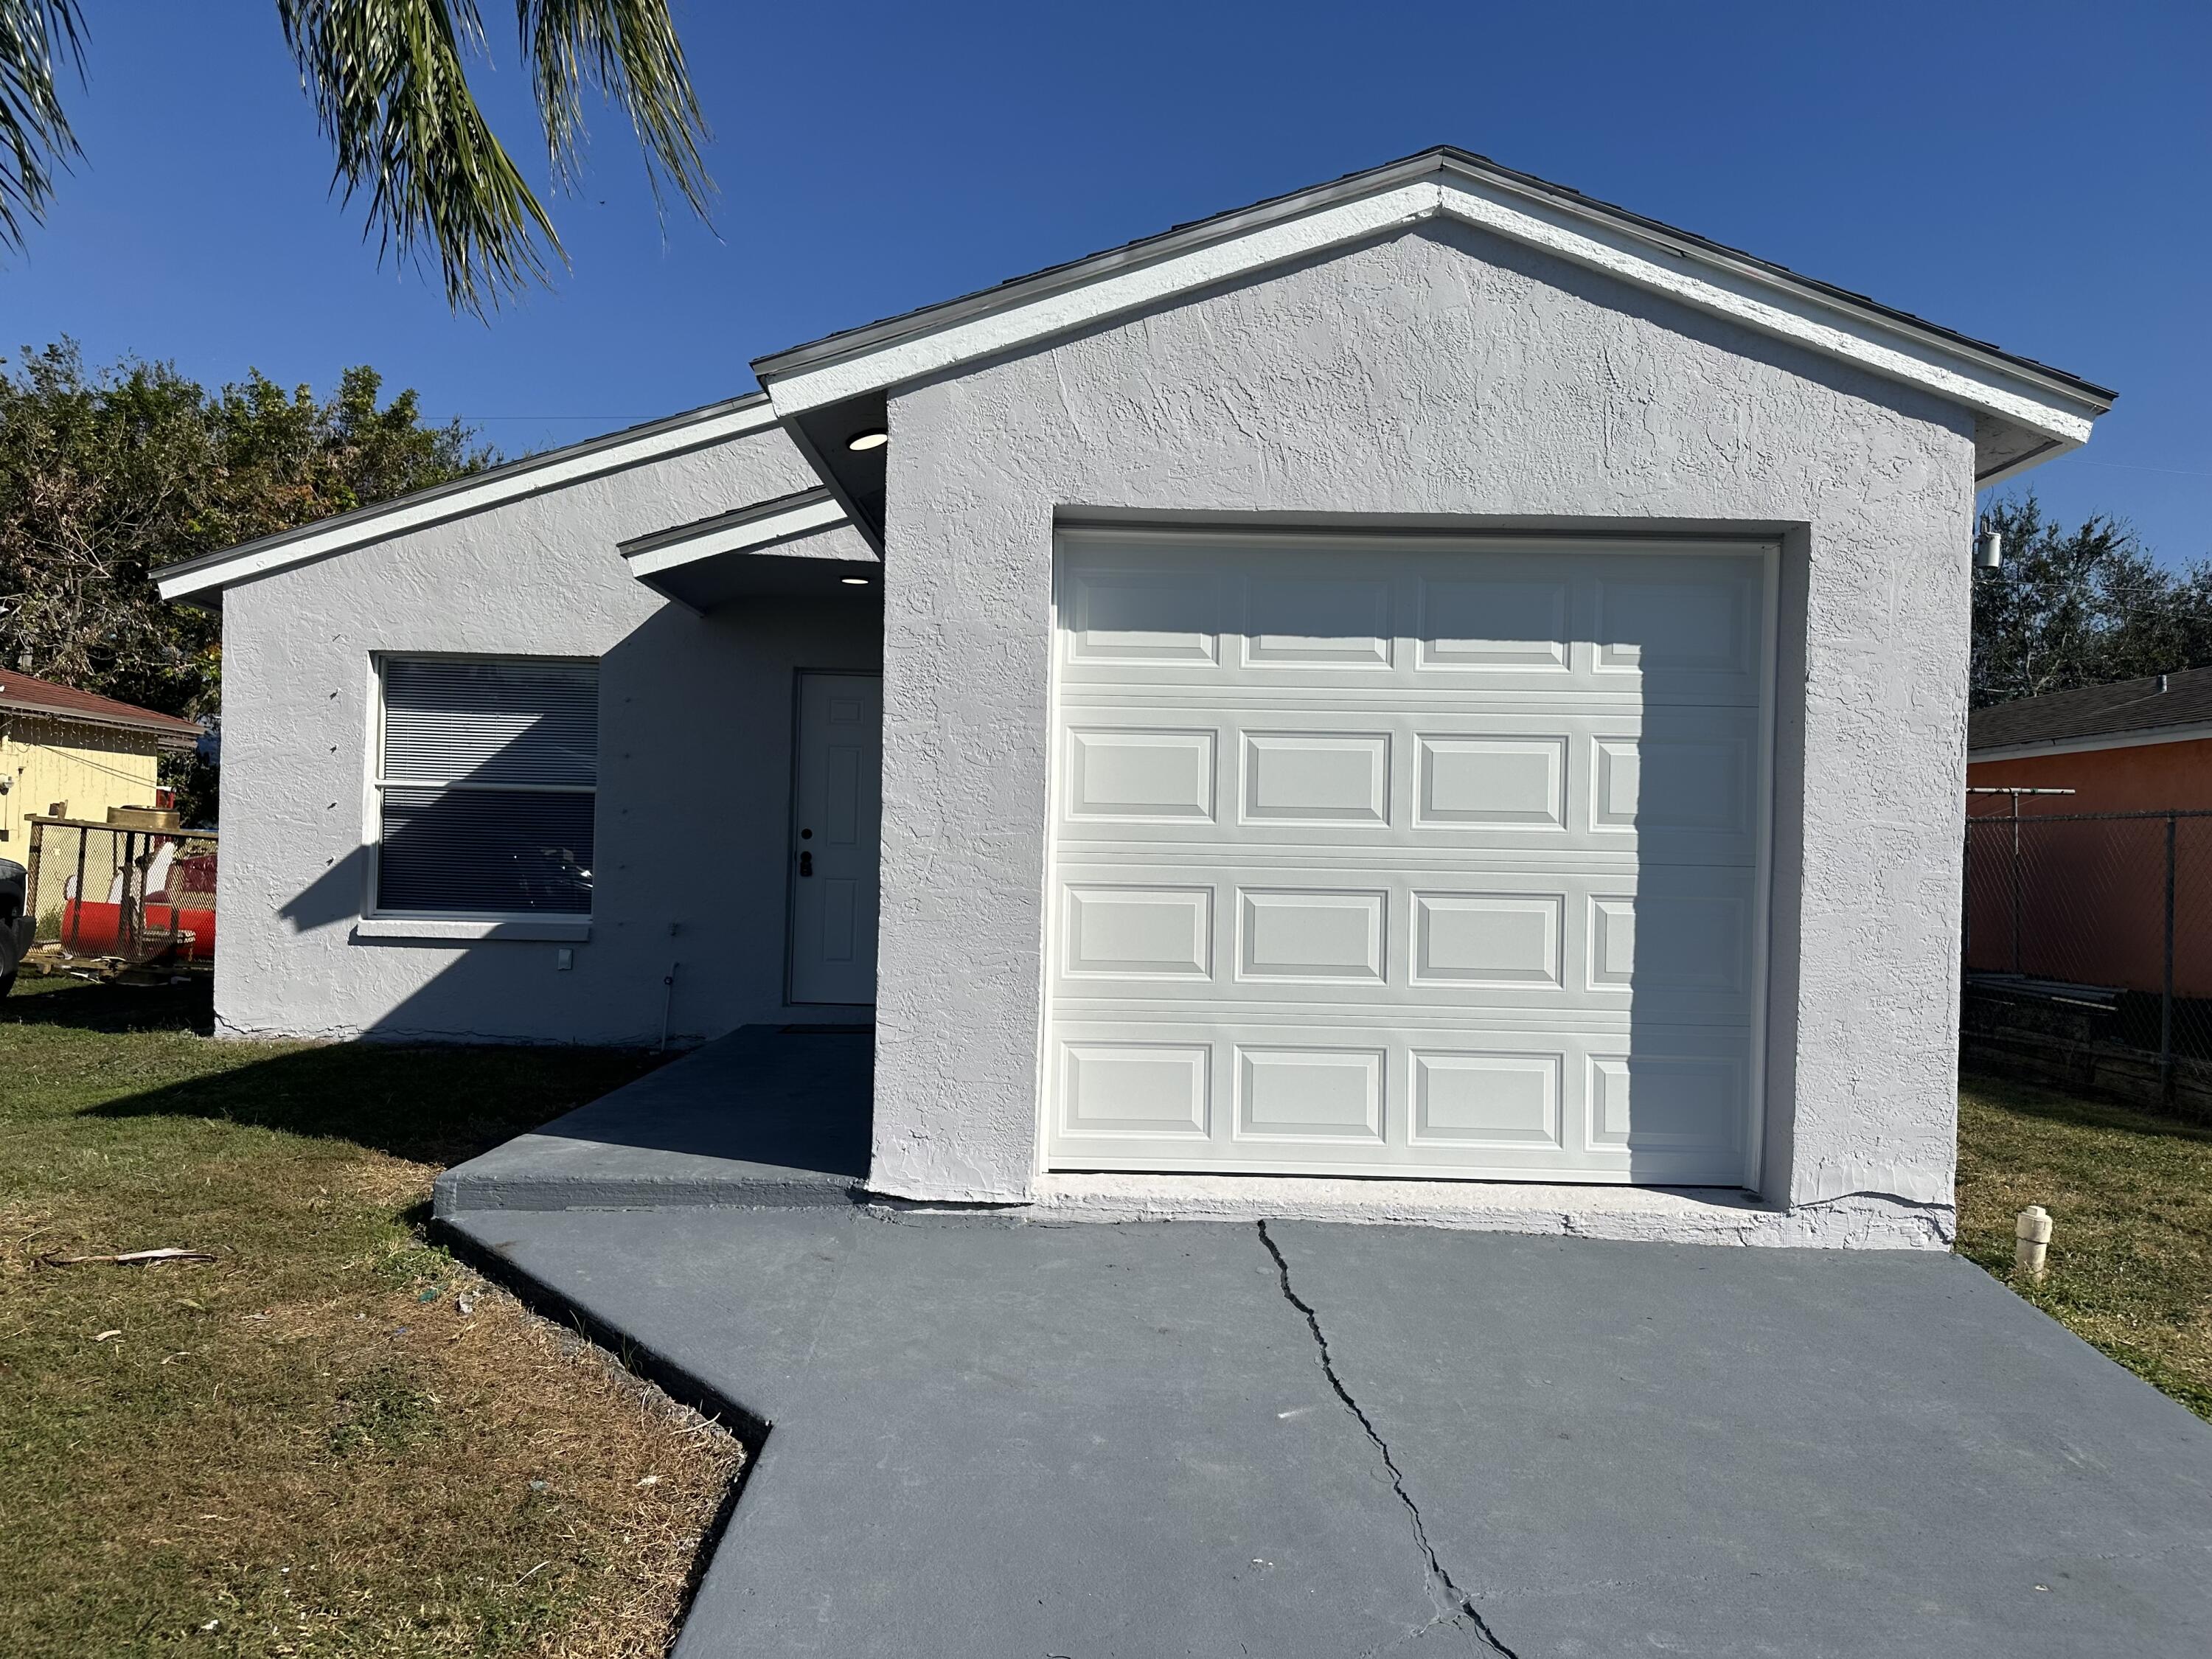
[554,947,574,972]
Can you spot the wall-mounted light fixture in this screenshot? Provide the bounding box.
[1973,529,2003,571]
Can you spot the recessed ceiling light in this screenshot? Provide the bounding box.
[846,428,888,452]
[840,576,869,585]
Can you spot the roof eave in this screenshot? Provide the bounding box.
[752,147,2110,465]
[155,392,778,604]
[1,700,201,741]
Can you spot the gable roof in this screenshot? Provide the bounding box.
[0,669,203,742]
[1969,667,2212,756]
[152,147,2115,608]
[156,393,781,606]
[753,146,2110,484]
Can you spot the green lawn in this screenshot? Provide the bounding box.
[0,974,736,1659]
[1956,1071,2212,1421]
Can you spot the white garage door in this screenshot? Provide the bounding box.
[1043,529,1773,1186]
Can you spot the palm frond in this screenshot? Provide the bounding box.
[0,0,85,252]
[518,0,712,221]
[278,0,563,316]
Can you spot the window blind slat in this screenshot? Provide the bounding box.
[381,658,598,786]
[377,787,594,915]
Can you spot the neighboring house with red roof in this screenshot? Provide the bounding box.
[1966,667,2212,1011]
[0,669,204,852]
[1967,666,2212,815]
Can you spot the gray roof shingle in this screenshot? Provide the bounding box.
[1969,667,2212,753]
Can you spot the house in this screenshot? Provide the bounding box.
[0,669,202,851]
[1969,667,2212,812]
[1966,669,2212,1003]
[155,147,2112,1237]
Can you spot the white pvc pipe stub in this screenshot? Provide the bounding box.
[2015,1205,2053,1281]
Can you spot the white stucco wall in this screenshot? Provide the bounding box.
[871,220,1976,1230]
[215,423,880,1044]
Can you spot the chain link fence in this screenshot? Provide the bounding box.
[1962,806,2212,1116]
[22,817,218,973]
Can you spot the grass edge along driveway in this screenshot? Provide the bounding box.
[1955,1070,2212,1422]
[0,975,737,1659]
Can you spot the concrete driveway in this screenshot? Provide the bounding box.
[442,1203,2212,1658]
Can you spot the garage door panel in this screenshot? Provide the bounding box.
[1048,866,1760,1027]
[1415,734,1566,829]
[1064,566,1223,664]
[1051,705,1759,863]
[1236,1046,1388,1142]
[1057,546,1766,706]
[1047,532,1768,1186]
[1060,885,1214,980]
[1416,572,1572,672]
[1044,1020,1752,1180]
[1062,726,1220,823]
[1242,574,1394,667]
[1410,1049,1564,1148]
[1241,730,1394,825]
[1236,888,1389,984]
[1058,1042,1213,1138]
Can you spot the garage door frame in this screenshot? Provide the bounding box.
[1035,524,1779,1190]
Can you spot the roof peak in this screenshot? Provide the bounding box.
[752,144,2114,450]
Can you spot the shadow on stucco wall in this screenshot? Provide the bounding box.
[245,594,880,1048]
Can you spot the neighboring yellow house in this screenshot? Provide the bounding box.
[0,669,203,853]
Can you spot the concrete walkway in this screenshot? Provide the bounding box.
[440,1203,2212,1658]
[433,1025,871,1213]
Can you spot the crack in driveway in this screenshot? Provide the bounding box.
[1256,1221,1524,1659]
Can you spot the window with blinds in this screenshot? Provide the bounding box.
[372,657,598,917]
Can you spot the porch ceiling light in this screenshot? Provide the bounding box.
[846,428,888,452]
[840,576,869,585]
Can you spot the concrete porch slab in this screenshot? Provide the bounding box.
[431,1025,872,1215]
[429,1029,1943,1248]
[440,1206,2212,1658]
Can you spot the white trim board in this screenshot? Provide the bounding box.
[1969,725,2212,765]
[760,169,2105,476]
[158,397,782,603]
[354,917,590,943]
[619,490,857,577]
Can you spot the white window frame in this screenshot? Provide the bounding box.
[360,652,598,942]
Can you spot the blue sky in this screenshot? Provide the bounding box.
[6,1,2206,561]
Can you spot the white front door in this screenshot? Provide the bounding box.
[790,672,883,1006]
[1043,529,1773,1186]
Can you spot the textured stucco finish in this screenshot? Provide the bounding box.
[872,221,1975,1233]
[216,422,879,1044]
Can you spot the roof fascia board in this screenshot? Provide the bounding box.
[1,701,200,740]
[779,411,887,555]
[1423,170,2101,446]
[619,489,856,577]
[156,395,781,602]
[1970,724,2212,764]
[761,166,2102,458]
[1972,435,2070,490]
[763,181,1439,414]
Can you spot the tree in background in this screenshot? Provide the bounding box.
[1971,495,2212,709]
[1,1,712,315]
[0,338,491,820]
